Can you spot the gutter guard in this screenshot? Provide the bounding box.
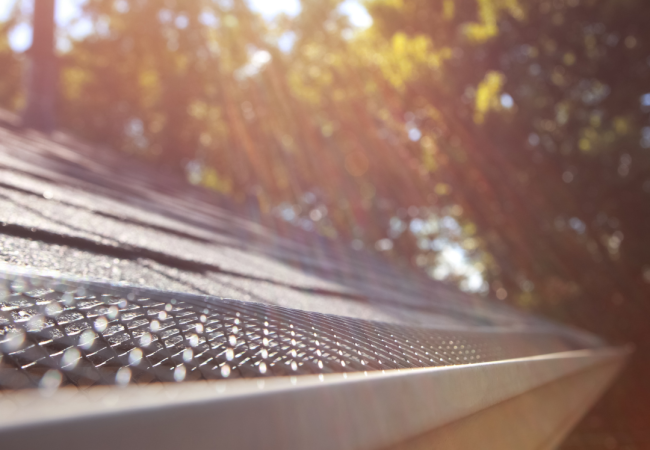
[0,265,630,449]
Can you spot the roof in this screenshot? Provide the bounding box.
[0,109,574,335]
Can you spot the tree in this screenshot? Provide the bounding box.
[0,7,23,112]
[22,0,57,132]
[361,0,650,338]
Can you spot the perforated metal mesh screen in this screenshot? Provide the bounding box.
[0,269,582,391]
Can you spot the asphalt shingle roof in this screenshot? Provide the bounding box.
[0,110,596,341]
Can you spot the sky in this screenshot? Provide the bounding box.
[1,0,372,52]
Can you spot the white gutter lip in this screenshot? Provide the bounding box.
[0,346,631,449]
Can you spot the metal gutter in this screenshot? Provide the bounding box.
[0,346,630,450]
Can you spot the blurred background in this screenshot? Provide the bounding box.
[1,0,649,448]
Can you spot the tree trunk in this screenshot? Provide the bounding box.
[22,0,56,132]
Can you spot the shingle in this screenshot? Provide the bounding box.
[0,120,587,337]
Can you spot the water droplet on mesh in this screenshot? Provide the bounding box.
[129,348,143,365]
[291,361,298,371]
[3,330,25,351]
[165,304,173,312]
[174,365,186,382]
[195,323,204,333]
[263,328,269,336]
[116,367,131,386]
[139,333,152,347]
[290,339,296,346]
[232,325,239,334]
[11,278,26,293]
[317,360,323,369]
[262,337,269,347]
[61,292,74,305]
[118,299,127,309]
[225,348,234,361]
[61,348,81,369]
[189,334,199,347]
[45,302,62,317]
[259,362,267,374]
[27,314,45,331]
[183,348,193,362]
[318,374,324,382]
[341,361,346,367]
[79,329,96,349]
[158,311,167,320]
[228,335,237,346]
[150,320,160,332]
[261,348,268,359]
[291,349,297,358]
[221,364,231,378]
[200,315,207,323]
[107,306,119,320]
[234,318,240,325]
[94,316,108,332]
[39,369,62,395]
